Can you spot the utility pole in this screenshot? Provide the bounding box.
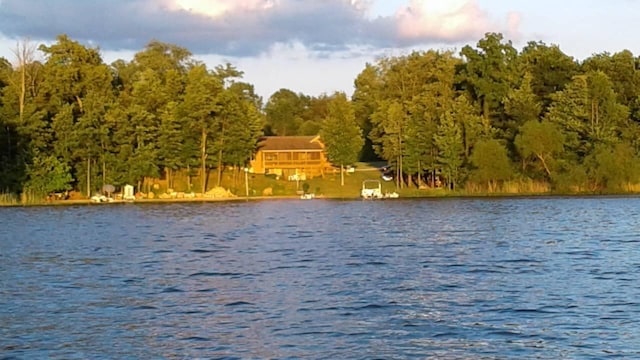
[244,168,249,199]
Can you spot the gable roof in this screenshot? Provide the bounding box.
[257,136,324,151]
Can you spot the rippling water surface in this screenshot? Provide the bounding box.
[2,197,640,359]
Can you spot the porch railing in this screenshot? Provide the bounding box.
[264,160,323,168]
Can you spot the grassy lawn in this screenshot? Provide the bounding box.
[0,163,452,206]
[237,165,397,198]
[204,162,453,199]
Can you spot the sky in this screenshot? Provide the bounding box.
[0,0,639,100]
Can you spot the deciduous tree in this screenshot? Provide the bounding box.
[434,112,464,190]
[38,35,113,195]
[320,92,363,186]
[459,33,519,137]
[545,72,628,158]
[181,64,222,194]
[585,142,640,191]
[518,41,578,109]
[515,120,564,178]
[469,139,513,191]
[264,89,308,136]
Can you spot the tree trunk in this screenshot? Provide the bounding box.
[396,156,401,189]
[86,157,91,197]
[217,122,226,187]
[340,164,344,186]
[482,97,490,132]
[13,39,34,123]
[217,148,223,187]
[398,132,403,189]
[19,58,25,122]
[200,127,207,194]
[76,95,84,113]
[537,154,552,177]
[432,169,436,188]
[187,165,192,192]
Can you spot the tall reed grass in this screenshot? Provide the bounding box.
[623,183,640,193]
[0,191,19,205]
[0,190,46,206]
[20,190,45,205]
[464,179,551,195]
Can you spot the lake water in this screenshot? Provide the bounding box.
[1,197,640,359]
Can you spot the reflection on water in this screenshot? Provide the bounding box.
[1,197,640,358]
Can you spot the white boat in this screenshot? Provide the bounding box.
[300,193,315,200]
[361,180,383,199]
[361,180,399,199]
[90,194,114,203]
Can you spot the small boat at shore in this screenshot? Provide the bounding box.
[90,194,114,203]
[361,180,399,199]
[361,180,383,199]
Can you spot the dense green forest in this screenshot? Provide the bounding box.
[2,32,640,200]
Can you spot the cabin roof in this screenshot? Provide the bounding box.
[257,136,324,151]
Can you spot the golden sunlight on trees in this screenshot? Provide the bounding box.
[2,32,640,201]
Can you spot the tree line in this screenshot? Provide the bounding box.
[0,36,267,197]
[2,32,640,198]
[268,33,640,192]
[349,33,640,192]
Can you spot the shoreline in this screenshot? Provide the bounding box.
[2,191,640,207]
[0,195,304,207]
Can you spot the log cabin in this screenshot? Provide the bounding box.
[250,136,332,179]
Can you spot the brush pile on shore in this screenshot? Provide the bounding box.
[153,187,236,200]
[203,187,236,199]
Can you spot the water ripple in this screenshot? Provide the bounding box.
[2,197,640,358]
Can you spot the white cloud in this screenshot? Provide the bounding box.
[395,0,491,41]
[506,11,522,40]
[0,0,520,58]
[172,0,276,17]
